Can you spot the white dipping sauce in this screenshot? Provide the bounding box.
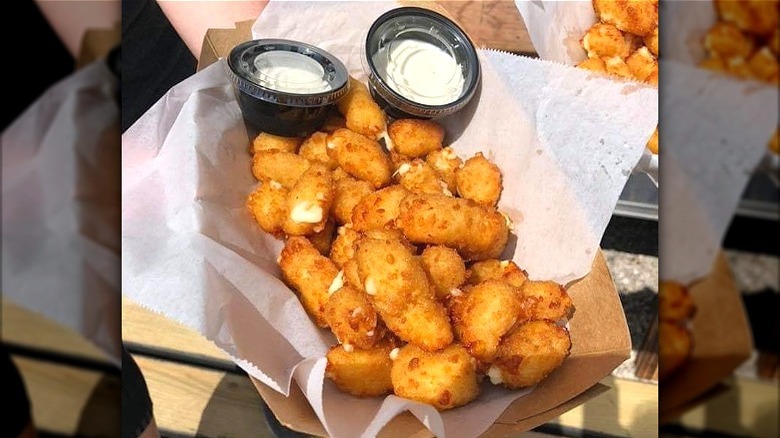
[373,38,464,105]
[253,51,332,94]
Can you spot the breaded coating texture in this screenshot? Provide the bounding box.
[704,22,755,59]
[420,246,467,299]
[332,177,374,224]
[252,151,310,188]
[325,285,380,349]
[326,128,392,189]
[456,152,503,207]
[449,280,524,362]
[467,259,528,288]
[489,320,571,389]
[309,219,335,255]
[520,281,575,322]
[658,320,693,380]
[391,344,479,410]
[645,26,659,56]
[299,132,339,170]
[658,281,696,321]
[626,46,658,82]
[330,225,360,268]
[397,194,509,261]
[604,56,633,79]
[282,163,334,236]
[748,47,779,83]
[326,342,394,397]
[582,23,634,59]
[351,185,409,231]
[355,238,453,351]
[646,127,659,154]
[577,57,607,73]
[716,0,778,37]
[388,119,445,158]
[279,237,339,327]
[396,159,450,196]
[337,78,386,139]
[426,147,462,192]
[246,181,288,237]
[593,0,658,37]
[251,132,302,154]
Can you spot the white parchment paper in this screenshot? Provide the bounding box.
[2,60,121,364]
[515,0,659,183]
[123,2,656,437]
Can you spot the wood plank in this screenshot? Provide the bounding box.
[2,300,111,364]
[437,0,535,54]
[132,355,272,438]
[122,298,231,363]
[11,356,117,437]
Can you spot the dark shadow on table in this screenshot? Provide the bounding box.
[75,373,121,438]
[196,374,311,438]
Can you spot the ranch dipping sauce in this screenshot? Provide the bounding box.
[364,7,480,119]
[373,38,465,106]
[252,51,334,94]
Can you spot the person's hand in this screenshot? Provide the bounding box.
[157,1,268,59]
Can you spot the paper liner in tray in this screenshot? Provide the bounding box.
[122,2,657,436]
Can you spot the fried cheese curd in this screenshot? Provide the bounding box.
[658,281,696,321]
[390,344,479,410]
[593,0,658,37]
[658,320,693,380]
[488,320,572,389]
[520,280,575,323]
[326,339,396,397]
[582,23,635,59]
[244,78,573,409]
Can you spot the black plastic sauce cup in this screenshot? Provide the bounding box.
[363,7,481,119]
[226,39,349,138]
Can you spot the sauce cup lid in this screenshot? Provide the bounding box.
[363,7,481,118]
[227,39,349,107]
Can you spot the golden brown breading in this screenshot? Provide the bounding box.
[387,119,445,158]
[704,22,756,59]
[725,56,755,79]
[299,132,339,170]
[626,46,658,82]
[355,237,453,351]
[658,320,693,380]
[646,127,659,154]
[246,181,288,237]
[342,258,363,290]
[715,0,779,37]
[449,279,524,362]
[325,285,381,349]
[396,159,450,196]
[337,78,387,139]
[604,56,634,79]
[250,132,302,154]
[593,0,658,37]
[577,57,608,73]
[770,127,779,154]
[645,26,659,56]
[351,185,409,231]
[456,152,503,207]
[282,163,334,236]
[748,46,779,83]
[331,177,374,225]
[771,27,780,54]
[309,219,336,255]
[397,194,509,261]
[326,128,392,189]
[279,237,339,327]
[658,281,696,321]
[488,320,571,389]
[426,147,462,192]
[420,246,467,299]
[251,151,310,188]
[330,225,360,268]
[520,281,575,322]
[326,341,395,397]
[467,259,528,288]
[582,23,634,59]
[390,344,479,410]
